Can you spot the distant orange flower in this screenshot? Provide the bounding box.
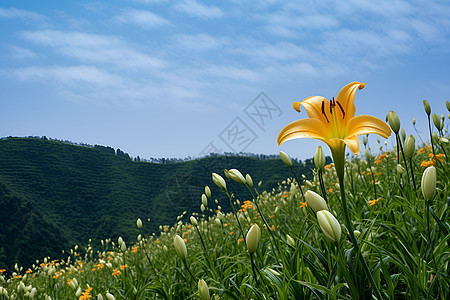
[188,225,192,229]
[183,238,187,243]
[230,231,234,235]
[420,160,435,167]
[132,246,139,253]
[112,268,121,276]
[241,200,253,211]
[26,269,32,274]
[97,263,104,269]
[429,153,444,162]
[237,238,244,242]
[40,263,46,268]
[299,201,307,208]
[324,164,333,169]
[327,188,333,193]
[368,199,379,206]
[163,227,169,232]
[120,264,128,270]
[374,152,388,165]
[0,269,6,273]
[79,287,93,300]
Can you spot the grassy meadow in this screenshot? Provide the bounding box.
[0,99,449,299]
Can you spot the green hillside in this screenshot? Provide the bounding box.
[0,137,313,271]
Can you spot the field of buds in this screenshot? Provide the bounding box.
[0,96,449,299]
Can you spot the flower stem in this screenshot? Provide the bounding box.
[338,174,383,300]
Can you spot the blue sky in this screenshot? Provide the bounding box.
[1,0,449,161]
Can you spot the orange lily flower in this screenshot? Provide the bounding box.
[278,82,391,177]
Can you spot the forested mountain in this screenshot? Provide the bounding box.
[0,137,315,271]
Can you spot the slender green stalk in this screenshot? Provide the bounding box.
[338,175,383,300]
[317,169,328,203]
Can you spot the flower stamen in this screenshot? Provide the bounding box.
[336,101,345,119]
[322,101,330,123]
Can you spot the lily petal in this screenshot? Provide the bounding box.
[347,115,392,139]
[277,118,329,145]
[300,96,329,125]
[342,136,360,154]
[335,82,364,120]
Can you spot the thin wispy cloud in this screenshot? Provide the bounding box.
[9,65,125,87]
[0,7,45,21]
[20,30,167,70]
[173,33,226,51]
[7,45,39,59]
[174,0,224,18]
[115,8,170,29]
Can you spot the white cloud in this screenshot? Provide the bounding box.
[20,30,166,70]
[8,65,126,87]
[174,0,224,18]
[115,8,170,29]
[7,45,38,59]
[173,33,226,51]
[0,7,45,21]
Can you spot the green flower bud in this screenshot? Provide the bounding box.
[200,204,205,212]
[423,100,431,116]
[365,148,370,161]
[404,135,415,158]
[388,111,400,134]
[198,279,210,300]
[314,146,325,169]
[212,173,226,191]
[106,293,115,300]
[245,174,253,188]
[432,131,439,142]
[204,186,211,198]
[400,128,406,143]
[214,218,221,226]
[396,164,405,175]
[421,166,436,201]
[305,190,328,213]
[446,100,450,112]
[174,235,188,261]
[201,194,208,207]
[246,224,261,254]
[279,151,292,167]
[76,287,82,298]
[433,113,443,131]
[228,169,246,185]
[286,234,296,248]
[316,210,341,243]
[190,216,198,226]
[362,135,368,146]
[412,118,416,126]
[136,218,142,229]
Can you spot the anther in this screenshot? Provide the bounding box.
[336,101,345,119]
[321,101,329,123]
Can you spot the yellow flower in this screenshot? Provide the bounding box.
[278,82,391,177]
[368,198,379,206]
